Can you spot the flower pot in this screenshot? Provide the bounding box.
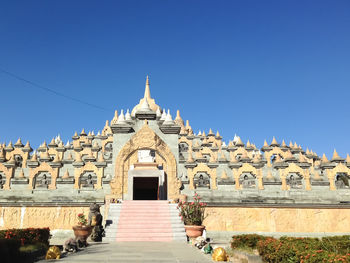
[72,225,92,245]
[184,225,205,238]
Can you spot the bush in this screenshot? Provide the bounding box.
[231,234,271,250]
[231,234,350,263]
[0,228,50,246]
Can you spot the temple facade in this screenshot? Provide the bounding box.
[1,77,350,238]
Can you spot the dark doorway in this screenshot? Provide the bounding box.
[133,177,159,200]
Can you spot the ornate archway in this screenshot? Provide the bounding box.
[110,121,181,200]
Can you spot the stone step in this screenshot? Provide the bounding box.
[105,201,186,242]
[106,224,185,230]
[116,232,174,238]
[116,237,173,242]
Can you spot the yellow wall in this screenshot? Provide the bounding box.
[0,206,89,230]
[1,206,350,234]
[204,207,350,233]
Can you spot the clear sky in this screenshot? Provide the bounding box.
[0,1,349,158]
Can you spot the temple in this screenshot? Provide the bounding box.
[1,76,350,240]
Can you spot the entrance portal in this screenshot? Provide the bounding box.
[133,177,159,200]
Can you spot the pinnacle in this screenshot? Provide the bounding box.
[144,75,151,100]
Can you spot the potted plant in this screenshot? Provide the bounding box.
[72,213,92,247]
[177,193,207,238]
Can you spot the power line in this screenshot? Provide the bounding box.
[0,67,112,111]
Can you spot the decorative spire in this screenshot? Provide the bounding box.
[162,109,174,125]
[144,75,151,100]
[299,153,307,163]
[263,140,268,147]
[139,97,151,111]
[321,154,329,163]
[160,108,167,121]
[332,149,340,160]
[346,154,350,163]
[221,170,228,179]
[52,154,61,163]
[281,140,287,147]
[30,152,38,161]
[125,109,132,121]
[216,131,220,137]
[208,128,214,136]
[246,140,251,148]
[14,138,23,148]
[174,110,184,127]
[98,152,105,162]
[270,137,279,146]
[111,110,118,125]
[116,110,127,124]
[235,136,244,147]
[80,128,87,136]
[156,107,162,118]
[63,170,70,179]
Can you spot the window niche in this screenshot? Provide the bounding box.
[335,173,350,189]
[286,173,303,189]
[194,172,210,189]
[79,172,97,189]
[239,173,256,189]
[34,172,51,189]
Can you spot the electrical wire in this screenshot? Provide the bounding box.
[0,67,112,111]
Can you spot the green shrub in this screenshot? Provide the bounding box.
[255,235,350,263]
[0,227,50,245]
[231,234,271,249]
[231,234,350,262]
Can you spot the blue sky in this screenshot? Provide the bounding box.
[0,1,349,158]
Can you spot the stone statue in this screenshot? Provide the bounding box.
[194,174,210,188]
[335,174,348,189]
[241,174,255,189]
[36,174,49,189]
[88,203,104,242]
[242,175,250,188]
[288,174,302,189]
[82,174,94,188]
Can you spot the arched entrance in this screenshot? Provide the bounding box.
[110,121,181,200]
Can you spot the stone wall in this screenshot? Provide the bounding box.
[204,206,350,234]
[0,206,90,230]
[2,205,349,236]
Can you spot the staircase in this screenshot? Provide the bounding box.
[104,200,187,242]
